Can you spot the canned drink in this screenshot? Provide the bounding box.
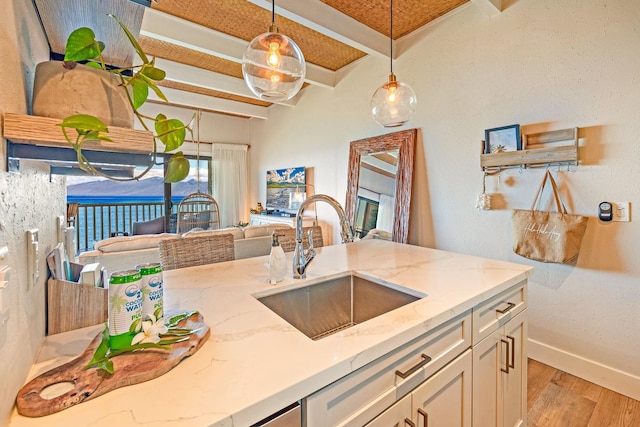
[108,270,142,350]
[137,263,163,321]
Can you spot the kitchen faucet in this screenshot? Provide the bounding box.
[292,194,355,279]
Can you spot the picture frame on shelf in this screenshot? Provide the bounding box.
[484,124,521,154]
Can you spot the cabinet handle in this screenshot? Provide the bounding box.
[496,302,516,315]
[417,408,429,427]
[404,418,416,427]
[500,339,510,373]
[395,354,432,379]
[507,335,516,369]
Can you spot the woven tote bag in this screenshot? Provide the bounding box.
[512,171,588,263]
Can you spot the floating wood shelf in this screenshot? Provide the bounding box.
[2,113,154,154]
[480,127,579,171]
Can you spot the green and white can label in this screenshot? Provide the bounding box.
[137,263,163,320]
[108,270,142,350]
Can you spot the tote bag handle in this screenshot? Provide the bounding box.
[531,171,568,214]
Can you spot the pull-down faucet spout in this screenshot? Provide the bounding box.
[292,194,354,279]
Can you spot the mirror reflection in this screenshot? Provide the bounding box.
[345,129,417,243]
[354,150,399,238]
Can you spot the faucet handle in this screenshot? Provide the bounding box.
[306,228,315,251]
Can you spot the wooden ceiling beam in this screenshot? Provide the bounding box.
[154,59,260,101]
[145,87,270,120]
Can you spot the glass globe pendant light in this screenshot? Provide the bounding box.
[242,0,306,102]
[371,0,417,127]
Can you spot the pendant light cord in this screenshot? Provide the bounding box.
[271,0,275,24]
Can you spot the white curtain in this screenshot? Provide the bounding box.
[211,143,248,228]
[376,194,395,233]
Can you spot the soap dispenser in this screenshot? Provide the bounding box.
[268,232,287,285]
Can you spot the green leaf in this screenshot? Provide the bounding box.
[165,153,190,183]
[166,311,198,327]
[82,130,112,143]
[108,342,171,357]
[148,80,168,102]
[59,114,109,133]
[84,61,103,69]
[108,14,150,64]
[141,64,166,81]
[155,114,186,152]
[64,27,105,62]
[129,77,149,110]
[161,329,195,337]
[83,325,110,370]
[101,359,115,375]
[139,73,168,102]
[158,337,190,345]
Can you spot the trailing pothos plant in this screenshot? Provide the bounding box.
[58,14,191,182]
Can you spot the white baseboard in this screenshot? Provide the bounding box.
[528,338,640,401]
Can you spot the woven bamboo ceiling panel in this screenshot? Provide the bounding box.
[139,36,244,79]
[321,0,469,39]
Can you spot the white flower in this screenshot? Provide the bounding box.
[131,314,168,345]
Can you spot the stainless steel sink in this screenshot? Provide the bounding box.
[256,274,424,340]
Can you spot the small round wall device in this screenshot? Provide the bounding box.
[598,202,613,222]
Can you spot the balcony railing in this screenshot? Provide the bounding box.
[71,201,177,253]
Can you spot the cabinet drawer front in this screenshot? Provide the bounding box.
[304,310,471,427]
[472,281,527,345]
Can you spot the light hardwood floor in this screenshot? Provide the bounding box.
[527,359,640,426]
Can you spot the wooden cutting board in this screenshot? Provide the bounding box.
[16,311,210,417]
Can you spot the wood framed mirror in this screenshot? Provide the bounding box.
[345,129,417,243]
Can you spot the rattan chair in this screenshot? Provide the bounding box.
[176,192,221,234]
[159,234,235,270]
[276,226,324,253]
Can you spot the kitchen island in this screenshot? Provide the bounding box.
[10,239,533,426]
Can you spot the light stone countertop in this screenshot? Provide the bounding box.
[10,239,533,427]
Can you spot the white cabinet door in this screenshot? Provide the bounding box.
[502,313,527,427]
[472,310,527,427]
[412,349,472,427]
[367,350,472,427]
[472,327,502,427]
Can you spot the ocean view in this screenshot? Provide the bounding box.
[67,176,202,251]
[68,197,176,252]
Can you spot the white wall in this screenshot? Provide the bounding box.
[0,0,66,424]
[249,0,640,399]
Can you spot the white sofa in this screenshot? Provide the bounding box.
[78,224,292,276]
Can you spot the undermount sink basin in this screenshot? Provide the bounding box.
[256,274,425,340]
